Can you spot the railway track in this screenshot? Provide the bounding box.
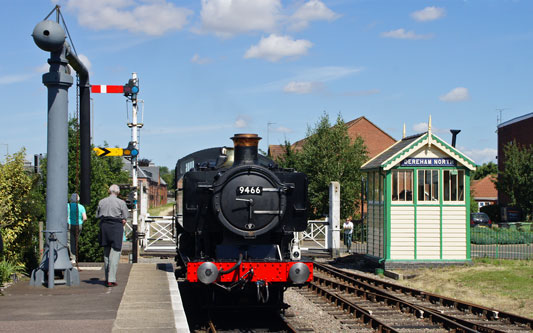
[305,263,532,332]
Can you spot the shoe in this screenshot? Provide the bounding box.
[106,282,118,287]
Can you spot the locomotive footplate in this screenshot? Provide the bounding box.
[186,261,313,283]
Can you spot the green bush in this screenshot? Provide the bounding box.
[0,260,24,286]
[471,227,533,245]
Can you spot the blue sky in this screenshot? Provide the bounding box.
[1,0,532,168]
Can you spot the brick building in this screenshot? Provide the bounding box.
[138,166,168,208]
[268,116,396,160]
[471,175,497,209]
[496,112,533,212]
[122,160,167,208]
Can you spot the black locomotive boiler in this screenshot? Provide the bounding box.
[175,134,312,308]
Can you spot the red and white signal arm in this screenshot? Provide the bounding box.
[91,85,124,94]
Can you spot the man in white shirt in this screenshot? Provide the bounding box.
[343,218,354,253]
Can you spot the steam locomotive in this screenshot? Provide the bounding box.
[174,134,312,308]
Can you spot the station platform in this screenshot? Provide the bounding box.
[0,262,189,333]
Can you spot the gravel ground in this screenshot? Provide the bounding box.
[284,287,359,332]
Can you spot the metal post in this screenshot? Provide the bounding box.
[131,73,139,263]
[79,76,91,205]
[30,19,79,287]
[329,181,341,258]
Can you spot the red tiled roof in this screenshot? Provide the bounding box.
[268,116,396,161]
[471,175,498,199]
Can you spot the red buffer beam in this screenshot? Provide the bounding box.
[91,85,124,94]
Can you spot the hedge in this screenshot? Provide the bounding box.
[471,227,533,245]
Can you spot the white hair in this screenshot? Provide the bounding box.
[109,184,120,195]
[70,193,79,203]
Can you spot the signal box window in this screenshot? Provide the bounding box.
[392,170,413,201]
[418,170,439,202]
[443,170,465,201]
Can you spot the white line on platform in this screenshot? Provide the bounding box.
[166,265,190,333]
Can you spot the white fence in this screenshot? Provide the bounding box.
[296,220,329,251]
[143,215,176,252]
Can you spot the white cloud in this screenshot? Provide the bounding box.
[440,87,470,102]
[241,66,361,94]
[191,53,212,64]
[411,6,446,22]
[283,81,324,94]
[381,28,433,40]
[461,147,497,164]
[234,115,250,128]
[65,0,192,36]
[36,63,50,73]
[411,122,448,134]
[0,74,32,85]
[200,0,281,37]
[274,126,292,134]
[244,34,312,62]
[412,122,429,133]
[342,89,380,97]
[289,0,339,31]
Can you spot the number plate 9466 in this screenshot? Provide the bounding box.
[236,186,262,195]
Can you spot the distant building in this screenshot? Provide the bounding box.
[471,175,497,209]
[268,116,396,161]
[122,159,167,208]
[497,112,533,215]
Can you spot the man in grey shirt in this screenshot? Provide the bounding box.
[97,184,129,287]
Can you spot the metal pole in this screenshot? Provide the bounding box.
[131,73,139,263]
[30,19,79,287]
[79,76,91,206]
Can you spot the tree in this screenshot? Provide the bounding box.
[276,113,367,219]
[65,118,130,261]
[496,142,533,220]
[472,161,497,180]
[275,140,300,170]
[159,166,175,190]
[0,149,41,270]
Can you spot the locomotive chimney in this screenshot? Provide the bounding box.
[231,133,261,166]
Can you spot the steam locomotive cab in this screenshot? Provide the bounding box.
[175,134,312,308]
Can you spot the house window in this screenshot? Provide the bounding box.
[418,170,439,202]
[443,170,464,201]
[392,170,413,201]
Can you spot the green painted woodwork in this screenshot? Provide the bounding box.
[385,171,391,260]
[430,134,476,168]
[439,169,443,259]
[413,168,418,260]
[383,134,428,169]
[466,170,471,259]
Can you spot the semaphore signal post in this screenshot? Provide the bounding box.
[91,73,142,263]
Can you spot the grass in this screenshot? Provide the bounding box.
[147,202,175,216]
[395,259,533,318]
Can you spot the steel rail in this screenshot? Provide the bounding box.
[308,281,399,333]
[316,263,533,330]
[313,273,480,333]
